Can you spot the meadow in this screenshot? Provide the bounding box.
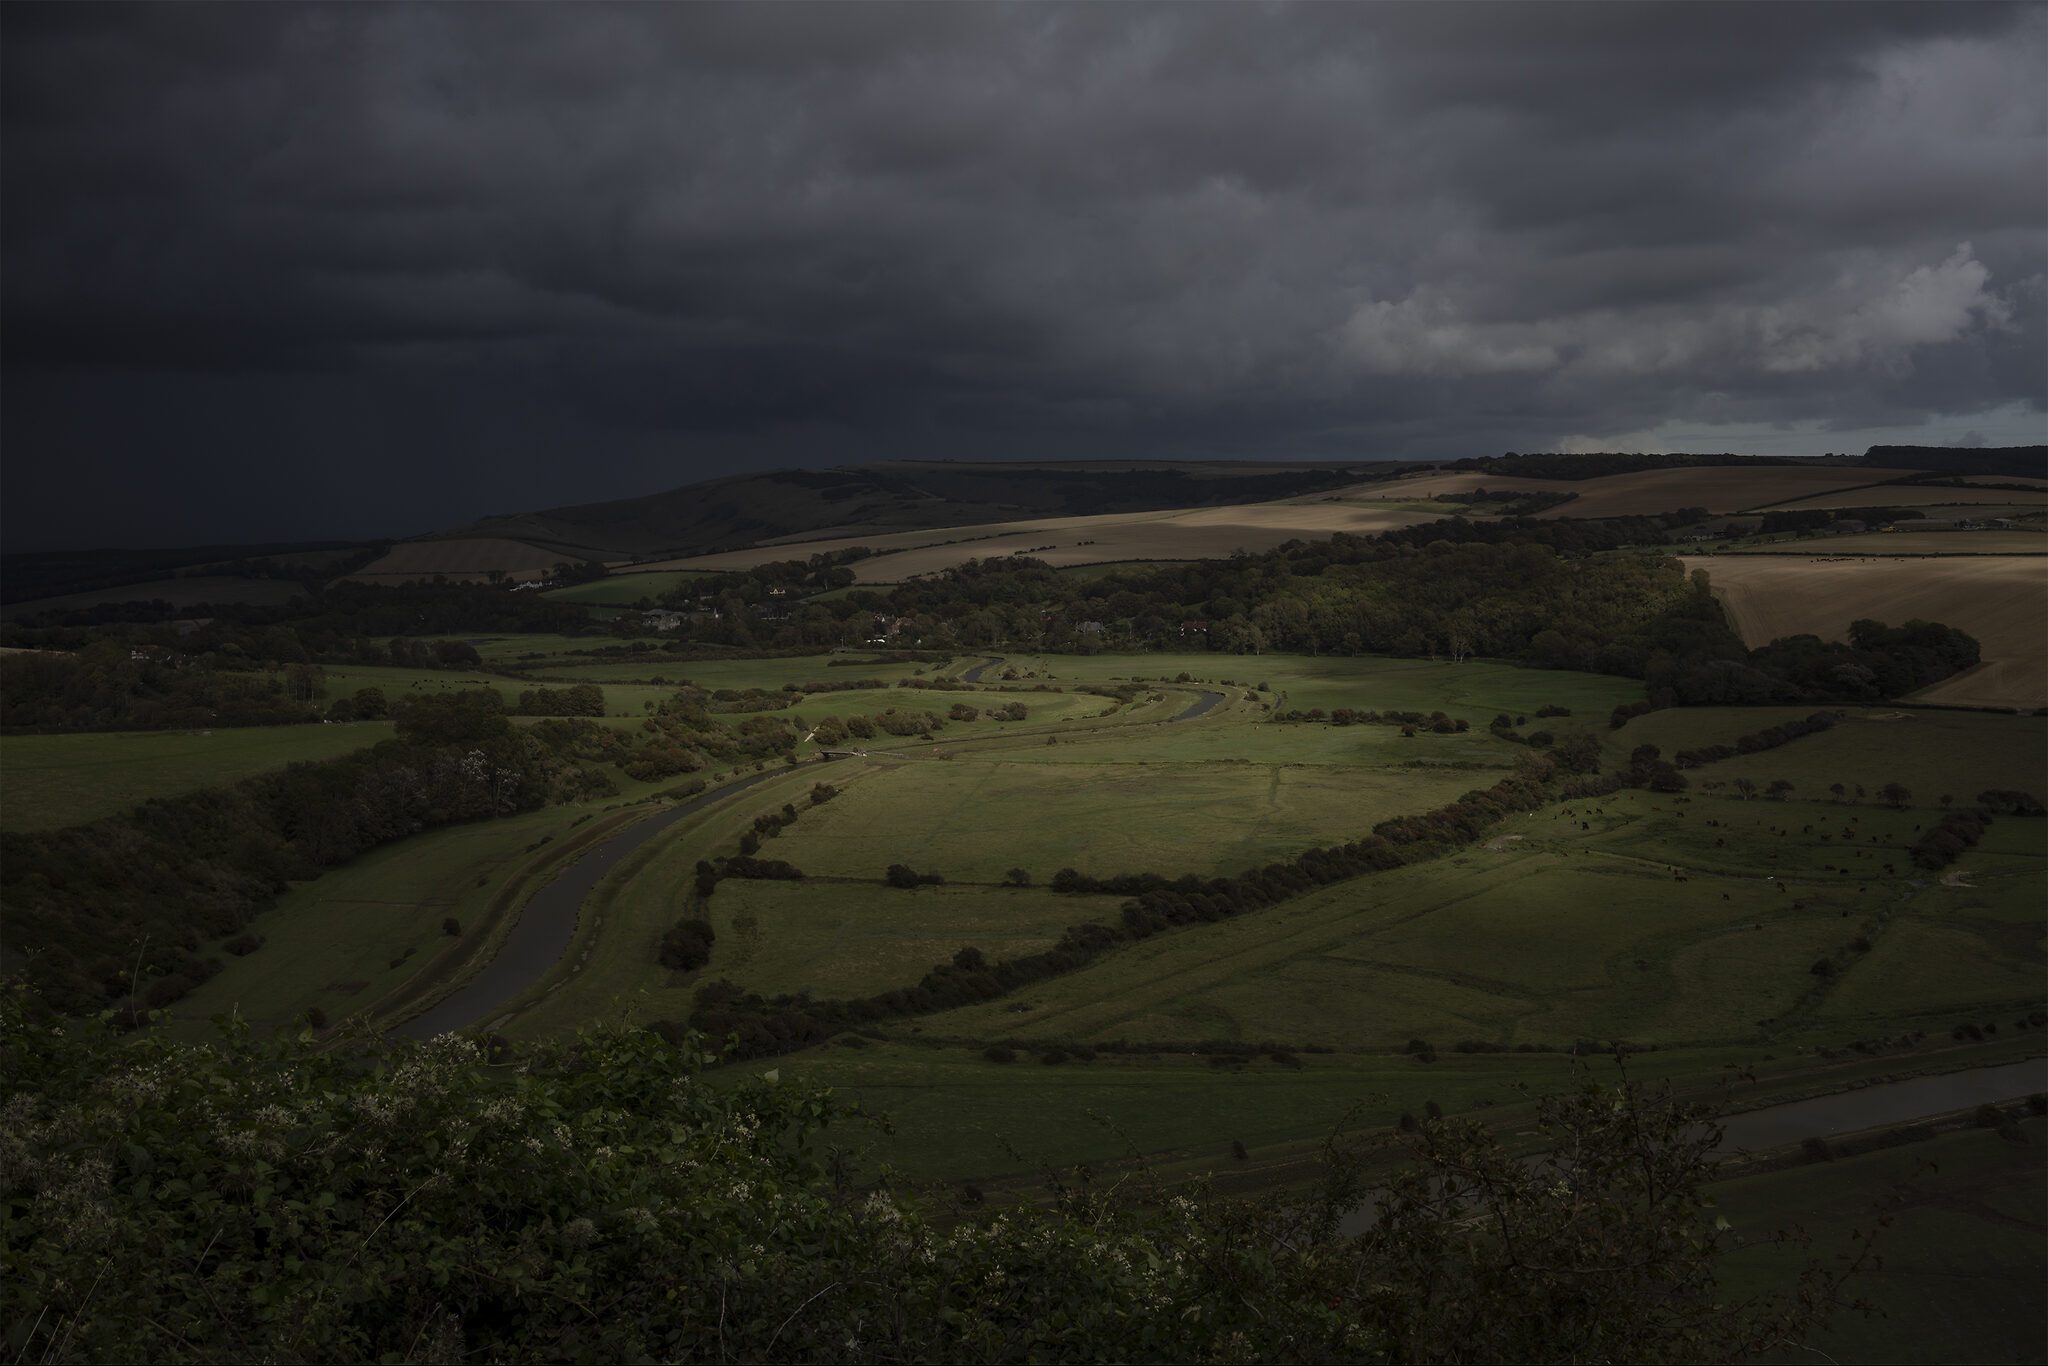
[32,641,2028,1205]
[541,569,724,605]
[0,721,396,831]
[1715,1118,2046,1364]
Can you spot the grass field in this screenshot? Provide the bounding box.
[1616,706,2048,800]
[318,664,676,718]
[164,799,631,1038]
[345,537,565,584]
[95,641,2036,1204]
[541,570,724,605]
[0,722,396,831]
[1681,554,2048,708]
[1715,1119,2047,1365]
[0,575,310,620]
[760,756,1483,883]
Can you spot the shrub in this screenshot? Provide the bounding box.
[982,1044,1016,1064]
[442,917,462,937]
[658,919,716,971]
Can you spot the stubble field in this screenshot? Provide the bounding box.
[1682,554,2048,708]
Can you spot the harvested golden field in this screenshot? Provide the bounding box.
[1681,553,2048,708]
[652,503,1447,581]
[347,538,565,584]
[1727,531,2045,556]
[1528,465,1919,519]
[1303,471,1566,501]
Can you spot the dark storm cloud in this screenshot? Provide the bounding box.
[3,1,2043,548]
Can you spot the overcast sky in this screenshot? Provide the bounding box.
[4,1,2044,550]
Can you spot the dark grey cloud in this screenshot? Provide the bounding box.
[4,1,2043,549]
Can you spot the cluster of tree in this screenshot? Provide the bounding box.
[715,855,805,882]
[1977,789,2046,816]
[624,700,802,782]
[512,683,606,716]
[1433,487,1580,515]
[324,686,390,722]
[947,700,1030,722]
[1910,810,1990,871]
[780,676,893,693]
[1752,508,1923,535]
[1672,711,1842,768]
[1863,444,2046,478]
[0,644,324,732]
[657,917,717,970]
[1272,706,1471,733]
[1701,620,1981,704]
[3,1006,1863,1364]
[807,709,947,745]
[885,863,946,888]
[1,692,588,1015]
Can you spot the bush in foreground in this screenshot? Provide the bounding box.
[1,999,1864,1363]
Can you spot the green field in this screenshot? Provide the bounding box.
[1715,1119,2047,1364]
[164,799,636,1038]
[0,722,396,831]
[534,651,976,688]
[753,755,1484,882]
[541,570,724,605]
[1620,705,2048,802]
[85,643,2038,1201]
[319,664,675,718]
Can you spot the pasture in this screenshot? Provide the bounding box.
[164,798,629,1038]
[346,537,567,584]
[1613,706,2048,799]
[1715,1119,2046,1365]
[1682,553,2048,708]
[0,721,396,831]
[82,640,2033,1199]
[0,575,309,620]
[542,570,724,605]
[318,664,674,718]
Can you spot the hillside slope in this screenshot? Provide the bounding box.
[445,461,1377,560]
